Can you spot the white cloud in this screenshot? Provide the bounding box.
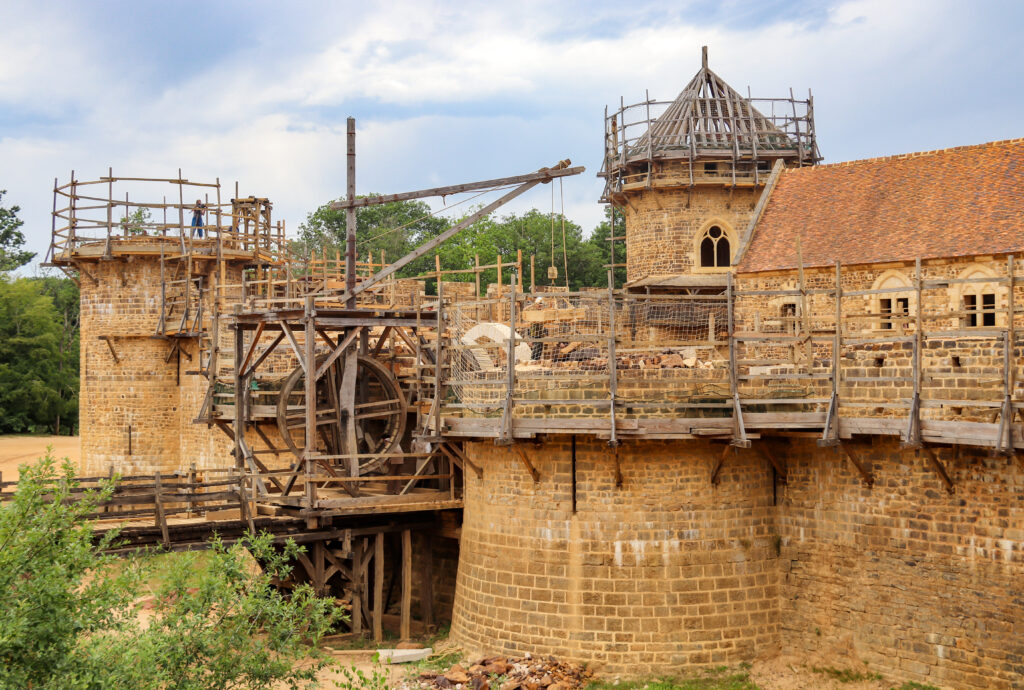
[1,0,1021,272]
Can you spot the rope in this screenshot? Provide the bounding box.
[356,185,514,247]
[549,183,556,284]
[560,178,569,290]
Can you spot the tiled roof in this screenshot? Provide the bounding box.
[736,138,1024,273]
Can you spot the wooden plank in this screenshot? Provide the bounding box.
[330,164,585,210]
[373,533,384,643]
[336,162,578,303]
[400,529,412,641]
[419,533,435,631]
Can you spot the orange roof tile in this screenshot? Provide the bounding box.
[736,138,1024,273]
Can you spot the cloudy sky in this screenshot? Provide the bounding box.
[2,0,1022,272]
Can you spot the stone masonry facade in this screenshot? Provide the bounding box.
[450,437,1024,687]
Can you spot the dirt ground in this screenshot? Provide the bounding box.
[0,435,81,482]
[320,645,906,690]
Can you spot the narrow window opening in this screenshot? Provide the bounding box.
[716,236,730,266]
[982,293,996,327]
[699,225,730,268]
[704,162,717,175]
[880,298,893,330]
[964,294,978,328]
[700,237,715,267]
[781,303,797,335]
[873,356,886,368]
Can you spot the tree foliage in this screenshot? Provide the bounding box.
[0,189,34,271]
[295,197,449,280]
[0,453,341,689]
[0,276,79,434]
[297,196,624,292]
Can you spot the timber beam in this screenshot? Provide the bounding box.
[758,445,787,483]
[919,446,955,494]
[512,445,541,483]
[711,444,732,484]
[838,442,874,487]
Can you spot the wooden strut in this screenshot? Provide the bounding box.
[511,445,541,483]
[757,445,787,483]
[711,444,732,484]
[838,442,874,487]
[98,335,120,364]
[442,442,482,479]
[334,161,582,305]
[919,446,955,494]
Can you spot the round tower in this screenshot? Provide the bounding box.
[48,174,282,475]
[600,46,819,291]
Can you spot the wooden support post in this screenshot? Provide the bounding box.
[434,279,444,439]
[351,538,363,635]
[711,444,731,485]
[232,324,245,471]
[154,471,170,545]
[920,446,955,494]
[401,529,412,641]
[838,442,874,487]
[373,533,384,643]
[497,268,517,444]
[511,444,541,483]
[820,261,842,447]
[1000,255,1015,454]
[419,533,435,632]
[607,269,618,447]
[303,297,319,508]
[727,273,749,448]
[904,258,924,448]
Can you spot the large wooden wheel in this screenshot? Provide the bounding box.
[276,354,407,475]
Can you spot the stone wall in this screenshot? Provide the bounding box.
[79,259,181,475]
[624,165,762,283]
[451,438,781,676]
[450,436,1024,687]
[778,437,1024,688]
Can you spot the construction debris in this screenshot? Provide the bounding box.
[405,654,593,690]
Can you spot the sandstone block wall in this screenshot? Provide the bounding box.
[778,437,1024,688]
[450,436,1024,687]
[624,172,760,283]
[80,259,181,475]
[451,438,781,676]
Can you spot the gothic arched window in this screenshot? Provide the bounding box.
[699,225,730,268]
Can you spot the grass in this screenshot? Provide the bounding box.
[584,665,759,690]
[811,666,884,683]
[403,650,465,679]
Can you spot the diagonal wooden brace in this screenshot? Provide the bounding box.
[838,442,874,487]
[512,445,540,483]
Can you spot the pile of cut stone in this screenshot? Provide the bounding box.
[409,654,592,690]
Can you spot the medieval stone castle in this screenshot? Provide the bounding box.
[50,49,1023,688]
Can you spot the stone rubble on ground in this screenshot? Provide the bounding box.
[402,654,593,690]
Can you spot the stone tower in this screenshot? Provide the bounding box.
[48,174,281,476]
[600,47,820,292]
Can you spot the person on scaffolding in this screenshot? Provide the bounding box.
[190,199,206,238]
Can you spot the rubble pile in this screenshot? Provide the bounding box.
[409,654,593,690]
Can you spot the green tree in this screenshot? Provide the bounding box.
[442,208,603,291]
[585,205,627,289]
[0,453,341,689]
[0,189,34,271]
[0,276,65,433]
[296,197,450,279]
[37,276,81,434]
